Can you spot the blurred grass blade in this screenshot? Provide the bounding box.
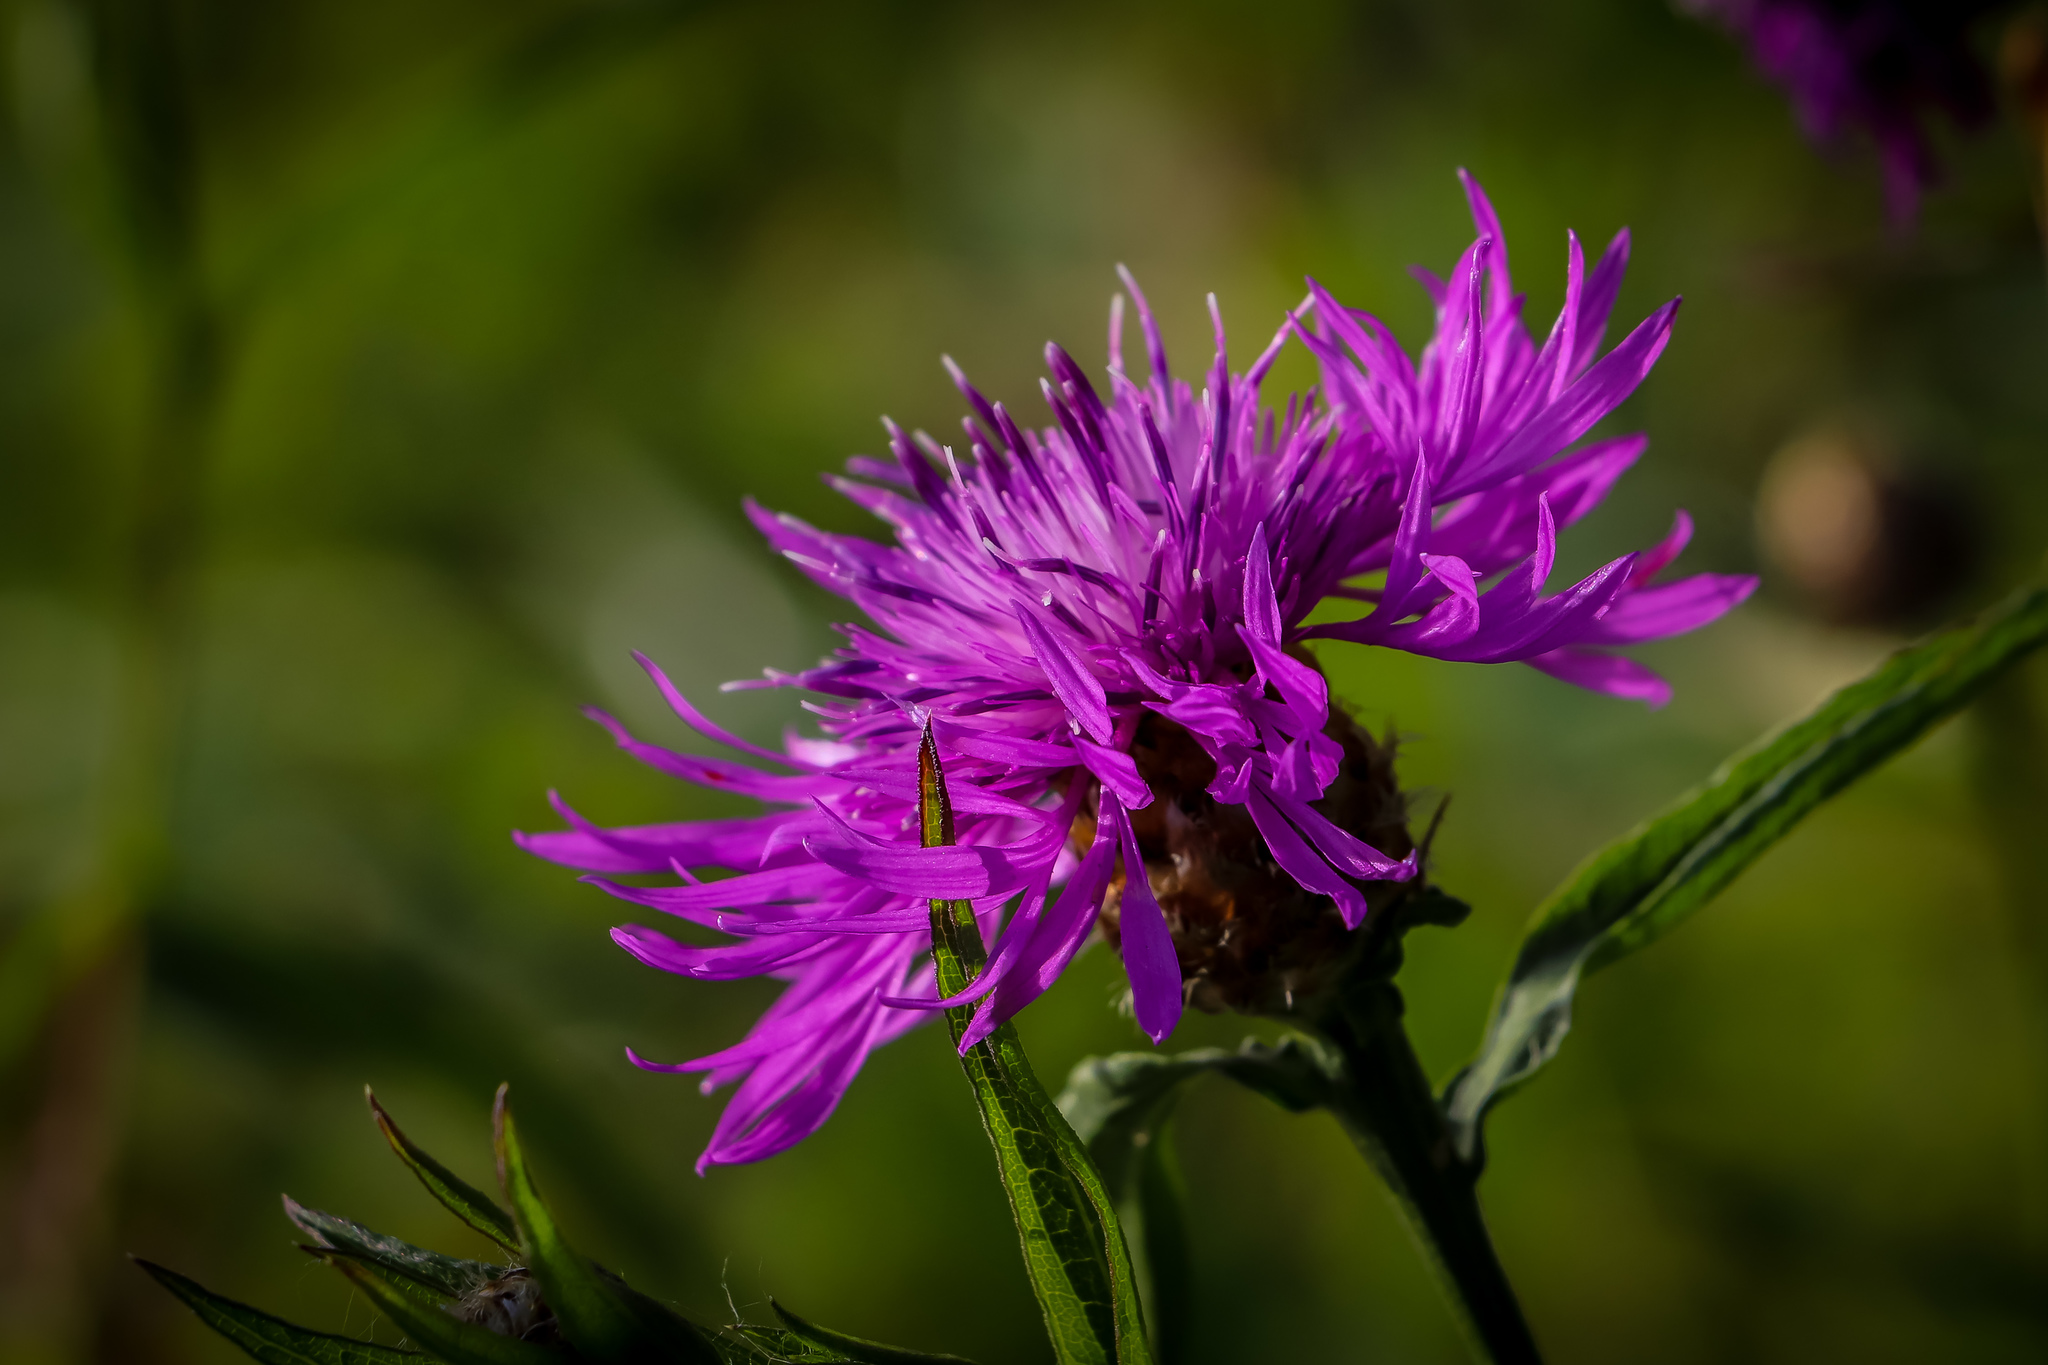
[1125,1126,1190,1365]
[135,1258,424,1365]
[284,1196,503,1300]
[368,1088,520,1254]
[325,1255,560,1365]
[1057,1038,1340,1364]
[1445,577,2048,1163]
[918,727,1152,1365]
[768,1300,978,1364]
[493,1086,721,1365]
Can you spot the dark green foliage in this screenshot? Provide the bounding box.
[324,1256,564,1365]
[369,1088,522,1254]
[133,1259,424,1365]
[764,1301,977,1365]
[1444,579,2048,1164]
[284,1195,504,1300]
[1057,1037,1344,1182]
[712,1316,974,1365]
[1057,1036,1345,1357]
[1055,1024,1546,1364]
[492,1085,722,1365]
[140,1091,980,1365]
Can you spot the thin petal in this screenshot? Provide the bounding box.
[1105,793,1183,1044]
[1014,606,1114,744]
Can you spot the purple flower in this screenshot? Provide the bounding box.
[1683,0,2001,223]
[520,173,1755,1171]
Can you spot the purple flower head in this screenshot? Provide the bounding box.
[1684,0,2001,223]
[520,173,1756,1171]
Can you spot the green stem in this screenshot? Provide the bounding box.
[1315,983,1541,1365]
[1966,663,2048,1252]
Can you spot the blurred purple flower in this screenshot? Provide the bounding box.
[1683,0,2001,223]
[521,173,1755,1170]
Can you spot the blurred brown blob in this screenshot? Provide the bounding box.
[2002,10,2048,151]
[2003,9,2048,250]
[1756,427,1978,628]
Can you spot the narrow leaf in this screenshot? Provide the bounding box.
[918,727,1153,1365]
[493,1086,721,1365]
[1446,577,2048,1162]
[134,1258,423,1365]
[284,1196,502,1300]
[713,1324,853,1364]
[324,1255,562,1365]
[768,1300,978,1364]
[368,1087,520,1254]
[1057,1036,1342,1364]
[1057,1037,1341,1192]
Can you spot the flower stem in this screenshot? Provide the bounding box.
[1315,981,1542,1365]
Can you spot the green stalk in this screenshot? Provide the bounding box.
[1315,982,1541,1365]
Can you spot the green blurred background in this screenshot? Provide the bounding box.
[3,1,2047,1361]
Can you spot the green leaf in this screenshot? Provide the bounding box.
[324,1255,562,1365]
[284,1196,503,1301]
[714,1323,948,1365]
[712,1324,861,1364]
[367,1088,521,1254]
[492,1085,722,1365]
[134,1258,424,1365]
[767,1300,977,1364]
[707,1325,819,1364]
[1445,577,2048,1163]
[1057,1038,1341,1191]
[917,727,1153,1365]
[1056,1037,1341,1364]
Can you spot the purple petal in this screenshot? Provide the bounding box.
[1241,522,1282,645]
[1244,787,1369,929]
[1446,297,1679,497]
[611,923,831,979]
[1375,555,1480,653]
[960,814,1118,1049]
[1549,230,1584,401]
[585,864,849,925]
[828,768,1047,819]
[1525,647,1672,707]
[1572,228,1632,376]
[1582,573,1759,646]
[1259,783,1417,883]
[516,796,813,875]
[633,651,809,769]
[804,814,1055,899]
[929,719,1078,770]
[1458,168,1513,314]
[1243,631,1329,733]
[1014,606,1113,744]
[584,709,835,803]
[1104,793,1183,1044]
[1626,509,1692,587]
[1076,736,1153,810]
[1142,687,1257,748]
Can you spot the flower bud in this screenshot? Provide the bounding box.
[1086,708,1418,1018]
